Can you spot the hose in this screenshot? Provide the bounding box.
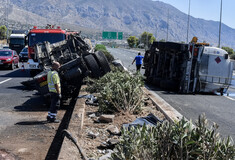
[62,129,88,160]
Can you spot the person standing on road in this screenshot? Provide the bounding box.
[47,61,61,123]
[132,52,144,72]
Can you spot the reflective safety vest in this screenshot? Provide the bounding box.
[47,70,61,93]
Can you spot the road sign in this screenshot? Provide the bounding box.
[102,32,117,39]
[118,32,123,40]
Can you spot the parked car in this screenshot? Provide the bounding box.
[2,45,9,49]
[0,49,19,70]
[19,47,28,62]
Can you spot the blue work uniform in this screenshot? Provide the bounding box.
[135,55,144,71]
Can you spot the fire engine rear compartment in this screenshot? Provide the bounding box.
[144,41,233,94]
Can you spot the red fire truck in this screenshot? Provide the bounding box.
[26,25,67,76]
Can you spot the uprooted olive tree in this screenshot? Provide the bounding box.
[86,70,144,114]
[111,114,235,160]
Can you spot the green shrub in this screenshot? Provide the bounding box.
[86,70,144,114]
[94,44,107,51]
[230,54,235,60]
[111,114,235,160]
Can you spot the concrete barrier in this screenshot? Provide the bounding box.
[58,91,87,160]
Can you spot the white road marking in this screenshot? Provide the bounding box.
[0,78,12,84]
[130,57,134,59]
[224,96,235,101]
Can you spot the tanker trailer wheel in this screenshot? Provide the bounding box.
[84,54,102,78]
[93,51,111,75]
[160,80,178,91]
[152,78,162,87]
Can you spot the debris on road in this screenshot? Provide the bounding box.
[98,115,115,123]
[106,125,120,135]
[78,94,99,106]
[87,131,99,139]
[122,113,163,129]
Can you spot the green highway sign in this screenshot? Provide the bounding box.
[102,31,123,40]
[102,31,117,39]
[118,32,123,40]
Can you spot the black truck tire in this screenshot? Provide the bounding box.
[94,51,111,75]
[84,54,102,78]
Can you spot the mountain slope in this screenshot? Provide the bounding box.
[1,0,235,48]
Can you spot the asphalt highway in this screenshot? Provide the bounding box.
[0,68,45,132]
[108,47,235,140]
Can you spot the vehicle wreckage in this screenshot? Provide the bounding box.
[144,37,234,95]
[22,33,111,101]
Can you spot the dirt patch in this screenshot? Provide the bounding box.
[78,94,165,159]
[0,111,65,160]
[0,149,18,160]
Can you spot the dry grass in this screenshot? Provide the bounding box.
[0,39,7,44]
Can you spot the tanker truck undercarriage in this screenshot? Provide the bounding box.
[22,34,111,101]
[144,41,233,95]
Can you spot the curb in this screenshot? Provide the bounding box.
[142,86,183,123]
[58,91,86,160]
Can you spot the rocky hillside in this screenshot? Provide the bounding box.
[1,0,235,48]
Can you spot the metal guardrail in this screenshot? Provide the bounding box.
[199,74,234,85]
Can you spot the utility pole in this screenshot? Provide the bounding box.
[166,9,169,41]
[5,0,9,42]
[186,0,191,43]
[155,24,157,41]
[146,33,148,51]
[218,0,222,48]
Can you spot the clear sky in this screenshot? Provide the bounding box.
[154,0,235,29]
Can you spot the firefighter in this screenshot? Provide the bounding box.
[132,52,144,72]
[47,61,61,123]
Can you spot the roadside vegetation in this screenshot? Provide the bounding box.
[111,114,235,160]
[0,25,7,40]
[85,49,234,159]
[85,68,235,159]
[94,44,114,62]
[86,70,144,114]
[127,36,138,48]
[222,46,235,60]
[127,31,156,49]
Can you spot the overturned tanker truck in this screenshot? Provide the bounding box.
[22,33,111,101]
[144,37,234,95]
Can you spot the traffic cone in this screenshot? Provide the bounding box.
[21,64,25,71]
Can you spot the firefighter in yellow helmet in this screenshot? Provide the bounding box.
[47,61,61,123]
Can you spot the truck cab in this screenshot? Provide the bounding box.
[9,34,26,54]
[27,26,66,76]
